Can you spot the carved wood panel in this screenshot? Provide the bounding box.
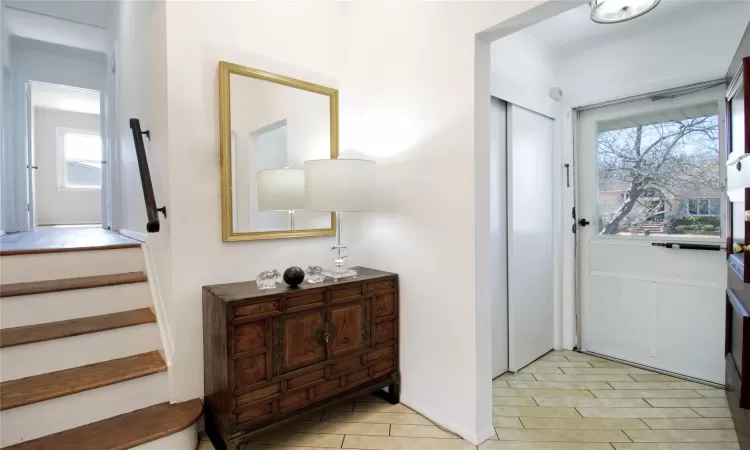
[374,293,395,317]
[276,310,326,374]
[374,321,395,345]
[329,300,369,358]
[235,321,266,353]
[235,354,267,388]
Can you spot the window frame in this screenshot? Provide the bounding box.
[56,127,102,191]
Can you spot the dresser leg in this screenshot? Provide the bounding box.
[385,378,401,405]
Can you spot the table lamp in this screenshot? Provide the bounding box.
[304,159,376,279]
[257,168,305,230]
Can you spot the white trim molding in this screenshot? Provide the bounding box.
[138,239,175,400]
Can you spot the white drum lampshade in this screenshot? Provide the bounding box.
[304,158,376,280]
[304,159,376,212]
[257,168,305,211]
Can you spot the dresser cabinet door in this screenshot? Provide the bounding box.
[328,299,370,358]
[275,310,326,374]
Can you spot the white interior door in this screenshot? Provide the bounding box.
[508,104,555,372]
[577,86,727,384]
[102,46,118,230]
[25,82,35,228]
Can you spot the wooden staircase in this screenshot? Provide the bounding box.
[0,243,201,449]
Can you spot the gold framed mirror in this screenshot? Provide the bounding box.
[219,61,337,241]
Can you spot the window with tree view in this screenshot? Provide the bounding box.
[596,104,720,237]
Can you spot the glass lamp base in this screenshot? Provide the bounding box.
[323,268,358,280]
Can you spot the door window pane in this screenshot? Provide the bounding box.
[596,103,720,237]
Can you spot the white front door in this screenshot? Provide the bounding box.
[577,86,727,383]
[508,104,555,372]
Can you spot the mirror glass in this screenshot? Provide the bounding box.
[221,63,336,240]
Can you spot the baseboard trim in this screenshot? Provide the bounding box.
[400,394,494,445]
[120,229,148,243]
[141,240,174,398]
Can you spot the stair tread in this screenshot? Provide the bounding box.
[0,243,141,256]
[3,399,202,450]
[0,309,156,348]
[0,272,148,298]
[0,351,166,411]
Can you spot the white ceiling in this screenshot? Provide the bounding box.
[528,0,749,58]
[4,0,113,28]
[31,82,100,115]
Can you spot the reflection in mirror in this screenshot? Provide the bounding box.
[221,62,336,240]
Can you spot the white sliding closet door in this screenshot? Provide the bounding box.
[507,104,555,372]
[491,97,508,379]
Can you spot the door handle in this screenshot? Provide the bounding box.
[27,165,38,169]
[578,218,590,227]
[654,243,722,251]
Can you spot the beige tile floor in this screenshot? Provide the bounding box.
[198,350,738,450]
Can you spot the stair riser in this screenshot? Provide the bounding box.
[132,426,199,450]
[0,248,145,284]
[0,372,169,447]
[0,323,160,381]
[1,283,151,328]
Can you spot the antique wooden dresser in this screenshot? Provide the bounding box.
[202,267,399,450]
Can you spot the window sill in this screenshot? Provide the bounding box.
[57,187,102,192]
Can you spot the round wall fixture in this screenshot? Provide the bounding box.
[589,0,661,24]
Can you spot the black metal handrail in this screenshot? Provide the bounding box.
[129,118,166,233]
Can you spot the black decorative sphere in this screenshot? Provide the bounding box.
[283,266,305,287]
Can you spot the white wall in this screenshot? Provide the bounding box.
[0,4,5,236]
[556,2,750,109]
[5,36,105,232]
[109,0,174,380]
[33,109,101,225]
[155,0,545,443]
[4,7,107,54]
[490,29,559,119]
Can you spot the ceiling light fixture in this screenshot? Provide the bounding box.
[589,0,661,24]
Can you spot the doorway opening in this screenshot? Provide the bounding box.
[28,82,104,229]
[0,5,119,252]
[483,0,748,399]
[480,0,748,445]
